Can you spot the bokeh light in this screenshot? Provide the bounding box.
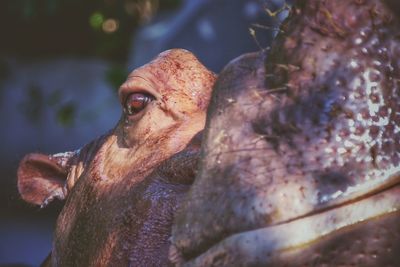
[90,12,105,30]
[102,18,119,33]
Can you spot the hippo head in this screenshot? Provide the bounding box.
[171,0,400,266]
[17,0,400,266]
[17,49,216,266]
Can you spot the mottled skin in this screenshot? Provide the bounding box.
[18,49,216,266]
[171,0,400,266]
[17,0,400,266]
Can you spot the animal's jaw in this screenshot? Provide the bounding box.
[172,175,399,266]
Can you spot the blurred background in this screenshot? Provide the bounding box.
[0,0,288,265]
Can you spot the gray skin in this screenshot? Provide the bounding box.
[17,0,400,266]
[171,0,400,266]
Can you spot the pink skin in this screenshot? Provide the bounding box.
[18,1,400,265]
[17,49,216,266]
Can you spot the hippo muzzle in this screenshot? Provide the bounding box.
[16,1,400,266]
[171,0,400,266]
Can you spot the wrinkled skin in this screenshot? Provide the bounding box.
[171,0,400,266]
[18,0,400,266]
[18,49,216,266]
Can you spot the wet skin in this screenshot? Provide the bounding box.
[171,0,399,266]
[17,0,400,266]
[18,49,216,266]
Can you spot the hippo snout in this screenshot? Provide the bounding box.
[171,0,400,266]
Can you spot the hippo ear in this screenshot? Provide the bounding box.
[17,153,69,207]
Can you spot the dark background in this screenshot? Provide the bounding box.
[0,0,288,265]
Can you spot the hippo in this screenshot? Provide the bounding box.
[18,0,399,266]
[18,49,216,266]
[171,0,400,266]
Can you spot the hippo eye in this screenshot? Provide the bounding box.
[124,92,154,116]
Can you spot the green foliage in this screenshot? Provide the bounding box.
[47,89,63,107]
[56,103,76,126]
[4,0,182,127]
[89,12,105,30]
[1,0,183,61]
[19,86,78,127]
[106,65,129,91]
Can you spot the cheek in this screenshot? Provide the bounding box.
[123,117,151,147]
[123,109,177,147]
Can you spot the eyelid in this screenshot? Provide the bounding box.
[118,76,161,106]
[124,93,155,117]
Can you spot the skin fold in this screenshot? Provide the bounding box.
[17,0,400,266]
[17,49,216,266]
[171,0,400,266]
